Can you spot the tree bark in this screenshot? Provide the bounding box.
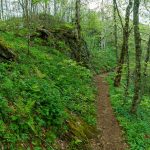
[0,0,3,19]
[131,0,142,114]
[124,46,130,101]
[54,0,57,16]
[101,0,106,49]
[113,0,118,62]
[75,0,81,62]
[114,0,132,87]
[143,35,150,76]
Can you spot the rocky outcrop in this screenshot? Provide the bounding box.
[0,39,16,61]
[36,26,90,67]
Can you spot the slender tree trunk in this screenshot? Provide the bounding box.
[44,1,48,14]
[54,0,57,16]
[113,0,118,62]
[131,0,142,114]
[141,35,150,98]
[101,0,106,49]
[143,35,150,76]
[75,0,81,62]
[5,0,9,20]
[76,0,81,41]
[124,47,130,100]
[114,0,132,87]
[24,0,30,54]
[0,0,3,19]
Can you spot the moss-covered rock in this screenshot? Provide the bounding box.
[34,26,90,67]
[64,113,100,150]
[0,38,16,61]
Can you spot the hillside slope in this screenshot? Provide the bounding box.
[0,31,96,149]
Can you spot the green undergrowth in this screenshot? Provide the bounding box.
[0,32,96,149]
[107,72,150,150]
[90,47,116,74]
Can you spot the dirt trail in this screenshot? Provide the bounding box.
[94,74,128,150]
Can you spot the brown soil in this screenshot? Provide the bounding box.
[93,74,128,150]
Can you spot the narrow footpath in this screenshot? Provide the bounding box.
[94,74,128,150]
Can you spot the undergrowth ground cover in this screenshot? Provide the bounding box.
[90,47,116,73]
[0,32,96,149]
[107,73,150,150]
[0,27,149,150]
[0,1,150,150]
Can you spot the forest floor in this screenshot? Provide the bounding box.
[93,73,128,150]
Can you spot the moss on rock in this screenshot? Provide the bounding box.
[0,38,16,61]
[65,113,100,150]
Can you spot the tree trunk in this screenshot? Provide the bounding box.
[0,0,3,19]
[54,0,57,16]
[143,35,150,76]
[114,0,132,87]
[131,0,142,114]
[75,0,81,62]
[124,47,130,101]
[101,0,106,49]
[113,0,118,62]
[24,0,30,54]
